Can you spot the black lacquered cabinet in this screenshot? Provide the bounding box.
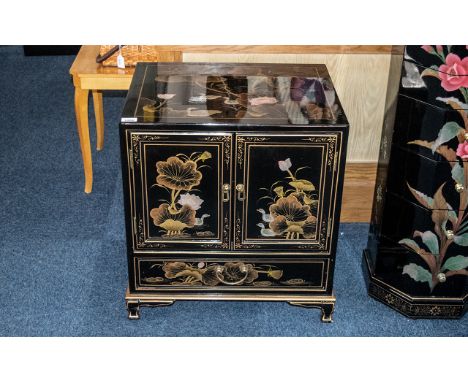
[120,63,348,322]
[364,46,468,318]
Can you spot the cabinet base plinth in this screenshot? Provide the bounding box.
[125,289,335,322]
[362,250,467,319]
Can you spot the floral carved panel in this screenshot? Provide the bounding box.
[129,133,231,250]
[234,134,342,252]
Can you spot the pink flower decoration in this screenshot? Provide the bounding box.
[421,45,433,53]
[439,53,468,92]
[456,141,468,159]
[436,45,443,54]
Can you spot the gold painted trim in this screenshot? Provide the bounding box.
[369,283,464,318]
[243,143,324,245]
[126,288,336,303]
[132,249,333,256]
[143,142,222,243]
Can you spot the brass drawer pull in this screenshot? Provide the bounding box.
[214,265,249,285]
[222,184,231,202]
[236,183,245,201]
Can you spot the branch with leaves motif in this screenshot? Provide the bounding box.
[399,99,468,287]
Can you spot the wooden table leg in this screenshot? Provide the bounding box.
[74,87,93,193]
[92,90,105,151]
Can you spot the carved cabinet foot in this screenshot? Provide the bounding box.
[127,300,141,320]
[320,304,334,323]
[288,300,335,323]
[126,298,175,320]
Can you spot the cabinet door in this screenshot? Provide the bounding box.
[234,133,344,253]
[125,131,232,250]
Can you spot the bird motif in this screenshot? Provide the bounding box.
[194,214,210,226]
[257,208,273,222]
[257,223,276,237]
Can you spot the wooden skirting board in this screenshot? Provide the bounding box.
[340,162,377,223]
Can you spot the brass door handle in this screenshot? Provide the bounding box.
[214,265,249,285]
[222,184,231,202]
[236,183,245,201]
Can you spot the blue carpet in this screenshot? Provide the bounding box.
[0,46,466,336]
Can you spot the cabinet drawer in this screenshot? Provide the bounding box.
[392,95,466,162]
[132,257,331,293]
[381,192,467,247]
[387,145,466,211]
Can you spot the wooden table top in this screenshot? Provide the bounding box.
[70,45,134,77]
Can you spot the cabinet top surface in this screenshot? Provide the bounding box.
[121,62,348,127]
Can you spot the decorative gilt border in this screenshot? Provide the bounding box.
[201,136,231,166]
[236,136,268,168]
[131,134,167,166]
[368,282,464,318]
[302,136,337,168]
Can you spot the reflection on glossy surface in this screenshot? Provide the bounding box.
[124,63,346,125]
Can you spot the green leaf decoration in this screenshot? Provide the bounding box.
[413,230,439,255]
[407,183,434,209]
[453,233,468,246]
[451,162,464,185]
[431,121,464,153]
[398,238,421,254]
[402,263,433,289]
[436,96,468,110]
[446,202,458,225]
[441,255,468,272]
[448,211,458,225]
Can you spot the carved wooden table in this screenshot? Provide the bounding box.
[120,62,349,322]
